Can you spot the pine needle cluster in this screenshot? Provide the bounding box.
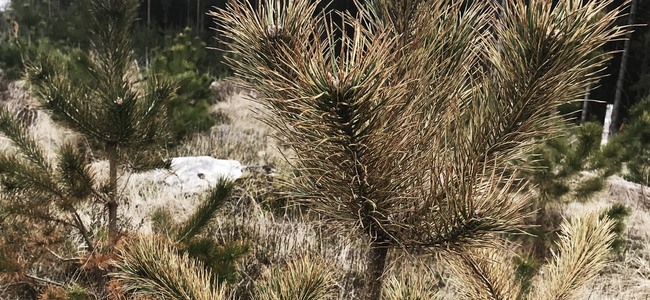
[529,213,616,300]
[382,267,441,300]
[448,213,615,300]
[255,256,336,300]
[111,235,229,300]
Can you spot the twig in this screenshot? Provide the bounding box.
[72,211,95,252]
[25,274,64,287]
[46,248,81,263]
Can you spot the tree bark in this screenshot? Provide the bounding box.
[107,142,119,244]
[601,104,614,146]
[186,0,191,29]
[580,85,591,124]
[640,30,650,99]
[196,0,201,33]
[364,242,388,300]
[610,0,638,135]
[146,0,151,67]
[73,211,95,252]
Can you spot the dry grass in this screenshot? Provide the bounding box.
[208,193,368,299]
[2,60,650,300]
[174,93,287,168]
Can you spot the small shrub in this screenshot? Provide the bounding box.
[592,140,625,176]
[601,203,631,255]
[605,96,650,185]
[65,283,90,300]
[150,207,175,236]
[0,39,23,80]
[186,238,249,285]
[574,176,605,201]
[112,236,228,300]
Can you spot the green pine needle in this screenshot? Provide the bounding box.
[176,178,234,243]
[0,108,51,171]
[57,143,95,200]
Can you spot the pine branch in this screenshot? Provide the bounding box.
[25,59,104,141]
[0,154,63,200]
[214,0,624,266]
[57,143,95,201]
[362,0,424,37]
[448,248,521,300]
[72,211,95,252]
[134,75,175,144]
[471,0,625,168]
[87,0,139,87]
[394,160,531,250]
[175,179,234,244]
[211,0,321,99]
[0,108,51,171]
[528,213,615,300]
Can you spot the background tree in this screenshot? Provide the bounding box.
[214,0,625,299]
[150,27,217,142]
[606,0,639,139]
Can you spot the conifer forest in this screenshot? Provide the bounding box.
[1,0,650,299]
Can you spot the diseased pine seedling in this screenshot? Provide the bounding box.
[213,0,626,299]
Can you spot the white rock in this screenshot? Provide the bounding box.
[162,156,244,194]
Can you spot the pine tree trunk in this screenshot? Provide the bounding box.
[146,0,151,67]
[186,0,191,29]
[196,0,201,33]
[364,242,388,300]
[601,104,614,146]
[107,142,119,244]
[640,31,650,99]
[610,0,638,134]
[580,85,591,124]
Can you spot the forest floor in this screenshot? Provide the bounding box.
[1,79,649,299]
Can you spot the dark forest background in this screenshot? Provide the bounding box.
[1,0,650,127]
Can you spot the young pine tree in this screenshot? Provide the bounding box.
[13,0,173,244]
[214,0,625,299]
